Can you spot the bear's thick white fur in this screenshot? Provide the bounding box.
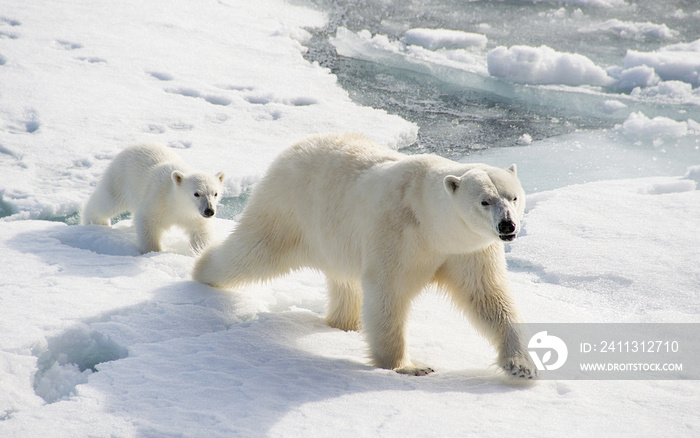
[82,144,224,254]
[193,133,535,378]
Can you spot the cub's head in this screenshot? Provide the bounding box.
[443,164,525,242]
[172,170,225,219]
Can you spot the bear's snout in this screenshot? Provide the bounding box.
[203,208,215,218]
[498,219,516,234]
[498,219,517,241]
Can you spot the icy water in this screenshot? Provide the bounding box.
[304,0,700,156]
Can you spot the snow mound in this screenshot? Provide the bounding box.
[330,27,489,76]
[597,99,628,114]
[616,112,700,139]
[579,19,677,41]
[614,65,660,91]
[685,165,700,184]
[487,45,614,87]
[623,38,700,87]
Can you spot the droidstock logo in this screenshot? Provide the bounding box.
[528,331,568,371]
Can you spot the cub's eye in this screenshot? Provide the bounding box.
[481,200,490,206]
[513,197,518,202]
[214,193,218,197]
[194,193,200,198]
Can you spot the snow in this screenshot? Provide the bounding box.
[404,28,487,51]
[614,65,660,92]
[624,39,700,87]
[597,99,628,114]
[508,176,700,321]
[331,26,700,112]
[516,133,534,145]
[616,112,700,139]
[331,27,490,77]
[1,0,700,436]
[0,0,417,220]
[578,19,677,41]
[512,0,627,7]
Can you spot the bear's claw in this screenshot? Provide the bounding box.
[503,359,537,379]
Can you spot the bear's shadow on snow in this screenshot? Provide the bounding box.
[89,281,532,436]
[8,224,142,279]
[11,225,531,435]
[9,222,198,278]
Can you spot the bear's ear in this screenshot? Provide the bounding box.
[172,170,184,186]
[507,164,517,175]
[215,171,225,183]
[444,175,461,194]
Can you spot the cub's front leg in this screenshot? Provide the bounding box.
[134,212,163,254]
[189,222,212,254]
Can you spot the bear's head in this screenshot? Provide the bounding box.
[172,170,225,219]
[443,164,525,243]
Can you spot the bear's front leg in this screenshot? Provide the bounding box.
[189,223,212,254]
[134,213,163,254]
[437,245,537,379]
[361,265,435,376]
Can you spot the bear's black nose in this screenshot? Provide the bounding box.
[498,220,516,235]
[203,208,215,217]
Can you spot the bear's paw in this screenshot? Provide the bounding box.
[502,356,537,379]
[394,363,435,376]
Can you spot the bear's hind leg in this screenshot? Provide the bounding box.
[361,266,435,376]
[326,278,362,332]
[192,214,303,289]
[81,184,126,226]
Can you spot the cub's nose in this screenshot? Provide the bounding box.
[203,208,215,218]
[498,220,516,235]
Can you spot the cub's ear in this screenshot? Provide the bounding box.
[215,171,225,183]
[507,164,517,175]
[444,175,461,194]
[171,170,184,186]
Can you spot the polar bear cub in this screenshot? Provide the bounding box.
[82,144,224,254]
[193,133,535,378]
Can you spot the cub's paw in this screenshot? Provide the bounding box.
[394,363,435,376]
[502,356,537,379]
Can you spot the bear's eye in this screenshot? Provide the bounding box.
[481,200,490,206]
[194,192,200,198]
[513,197,518,202]
[214,193,218,197]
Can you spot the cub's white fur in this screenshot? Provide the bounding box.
[82,144,224,254]
[193,133,534,377]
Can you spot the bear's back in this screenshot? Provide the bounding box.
[115,144,184,173]
[104,144,189,202]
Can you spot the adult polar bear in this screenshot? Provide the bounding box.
[194,133,535,378]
